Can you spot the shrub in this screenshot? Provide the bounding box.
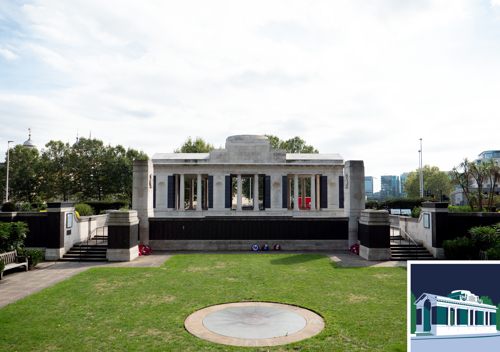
[81,200,130,214]
[18,248,44,268]
[19,203,32,211]
[0,258,4,273]
[1,202,16,212]
[448,206,472,212]
[468,226,500,252]
[365,201,379,209]
[0,222,29,253]
[411,206,421,219]
[75,204,95,217]
[378,197,437,210]
[443,237,473,259]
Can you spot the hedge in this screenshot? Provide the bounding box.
[81,201,130,215]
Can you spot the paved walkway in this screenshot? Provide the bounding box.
[0,251,405,309]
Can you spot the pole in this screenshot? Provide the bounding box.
[419,138,423,197]
[6,141,13,202]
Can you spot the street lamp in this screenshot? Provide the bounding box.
[5,141,14,203]
[419,138,423,198]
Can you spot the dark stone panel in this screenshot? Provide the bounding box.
[282,176,287,208]
[168,176,175,208]
[339,176,344,209]
[108,224,139,249]
[225,176,231,209]
[153,175,157,209]
[208,176,214,208]
[432,212,448,248]
[432,307,437,325]
[2,213,48,247]
[416,309,422,325]
[447,212,500,243]
[149,217,349,241]
[264,176,271,209]
[320,176,328,209]
[422,202,449,209]
[46,212,64,248]
[47,202,75,209]
[358,223,390,248]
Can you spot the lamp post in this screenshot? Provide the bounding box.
[6,141,14,203]
[419,138,423,197]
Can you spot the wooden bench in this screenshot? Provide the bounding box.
[0,250,29,280]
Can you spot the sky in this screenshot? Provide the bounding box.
[411,263,500,306]
[1,1,500,192]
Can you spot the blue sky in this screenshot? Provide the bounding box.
[1,1,500,191]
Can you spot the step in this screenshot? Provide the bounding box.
[59,257,108,262]
[63,253,107,258]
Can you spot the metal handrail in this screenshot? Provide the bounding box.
[390,225,420,259]
[79,226,107,261]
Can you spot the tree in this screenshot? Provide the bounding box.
[483,159,500,211]
[0,145,41,203]
[480,296,493,306]
[40,140,72,201]
[265,135,319,153]
[451,159,475,209]
[174,136,215,153]
[411,292,417,334]
[174,137,215,205]
[403,165,453,199]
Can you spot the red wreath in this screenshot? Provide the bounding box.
[138,245,153,256]
[350,243,360,255]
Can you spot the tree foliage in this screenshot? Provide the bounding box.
[0,139,148,204]
[174,136,215,153]
[265,135,319,153]
[403,165,453,199]
[452,158,500,211]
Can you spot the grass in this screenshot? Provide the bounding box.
[0,254,407,351]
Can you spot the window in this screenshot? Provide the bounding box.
[423,213,430,228]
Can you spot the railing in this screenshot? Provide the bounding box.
[391,225,420,259]
[79,226,107,261]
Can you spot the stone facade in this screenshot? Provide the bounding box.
[133,135,365,251]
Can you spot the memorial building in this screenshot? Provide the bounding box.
[415,290,498,336]
[133,135,365,251]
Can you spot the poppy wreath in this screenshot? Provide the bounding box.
[350,243,360,255]
[138,245,153,256]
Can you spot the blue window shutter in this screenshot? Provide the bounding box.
[282,176,288,208]
[225,176,231,208]
[320,176,328,209]
[264,176,271,209]
[167,176,175,208]
[339,176,344,209]
[208,176,214,208]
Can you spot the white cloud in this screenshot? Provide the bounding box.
[1,0,500,189]
[0,47,19,60]
[492,0,500,6]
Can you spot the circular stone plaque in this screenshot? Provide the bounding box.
[184,302,325,347]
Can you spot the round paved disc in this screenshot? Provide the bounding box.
[185,302,325,347]
[203,306,306,339]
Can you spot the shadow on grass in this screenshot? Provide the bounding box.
[329,261,408,271]
[269,254,325,265]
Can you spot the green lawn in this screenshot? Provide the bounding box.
[0,254,407,351]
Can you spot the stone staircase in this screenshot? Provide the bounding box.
[59,232,108,262]
[390,235,435,261]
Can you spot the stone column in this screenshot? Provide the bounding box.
[294,174,299,211]
[204,178,209,209]
[45,202,75,260]
[189,178,194,209]
[106,210,139,261]
[310,175,316,211]
[132,160,154,245]
[179,174,185,212]
[344,160,365,247]
[197,174,202,211]
[358,210,391,260]
[237,174,242,211]
[253,175,259,211]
